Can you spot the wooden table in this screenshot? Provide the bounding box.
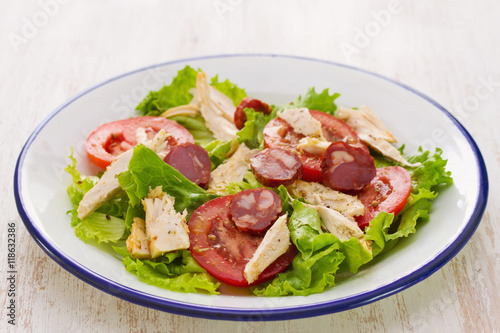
[2,0,498,331]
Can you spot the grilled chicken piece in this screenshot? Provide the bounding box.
[207,143,260,195]
[313,205,372,252]
[244,214,290,284]
[141,186,190,258]
[278,108,325,139]
[286,180,364,221]
[337,106,420,167]
[195,72,238,141]
[126,217,151,259]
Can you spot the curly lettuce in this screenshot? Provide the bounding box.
[294,87,340,115]
[113,247,220,294]
[210,74,247,106]
[136,66,200,116]
[65,150,127,244]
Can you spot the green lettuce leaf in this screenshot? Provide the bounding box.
[406,147,453,192]
[117,145,218,217]
[124,203,145,230]
[288,200,324,260]
[337,237,373,274]
[203,139,234,170]
[364,212,396,257]
[252,218,344,297]
[67,210,126,244]
[276,185,291,215]
[387,189,437,240]
[289,200,371,274]
[168,115,216,146]
[115,247,220,294]
[226,171,263,194]
[253,242,344,296]
[363,191,441,258]
[294,87,340,115]
[136,66,200,116]
[65,149,127,243]
[210,75,247,106]
[65,149,98,205]
[236,108,274,149]
[373,154,397,168]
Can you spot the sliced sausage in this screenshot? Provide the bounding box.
[164,143,211,189]
[321,141,376,192]
[234,97,272,130]
[309,110,369,153]
[250,148,303,188]
[229,188,282,233]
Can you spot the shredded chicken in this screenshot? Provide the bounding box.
[337,106,420,167]
[207,143,259,195]
[141,186,190,258]
[194,72,238,141]
[206,85,237,123]
[244,214,290,283]
[126,217,151,259]
[278,108,325,139]
[312,205,372,252]
[286,180,364,221]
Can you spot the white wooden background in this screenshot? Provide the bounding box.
[1,0,499,332]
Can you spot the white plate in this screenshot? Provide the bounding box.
[14,54,488,321]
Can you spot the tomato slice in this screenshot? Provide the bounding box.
[355,166,412,230]
[188,195,297,287]
[263,110,367,182]
[85,116,194,169]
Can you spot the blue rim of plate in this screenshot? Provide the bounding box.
[14,54,489,321]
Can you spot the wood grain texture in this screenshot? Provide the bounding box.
[1,0,498,332]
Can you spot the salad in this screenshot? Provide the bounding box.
[65,66,452,296]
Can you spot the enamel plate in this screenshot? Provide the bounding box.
[14,55,488,321]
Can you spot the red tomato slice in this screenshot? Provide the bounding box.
[263,110,368,182]
[188,195,297,287]
[85,116,194,169]
[355,166,412,230]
